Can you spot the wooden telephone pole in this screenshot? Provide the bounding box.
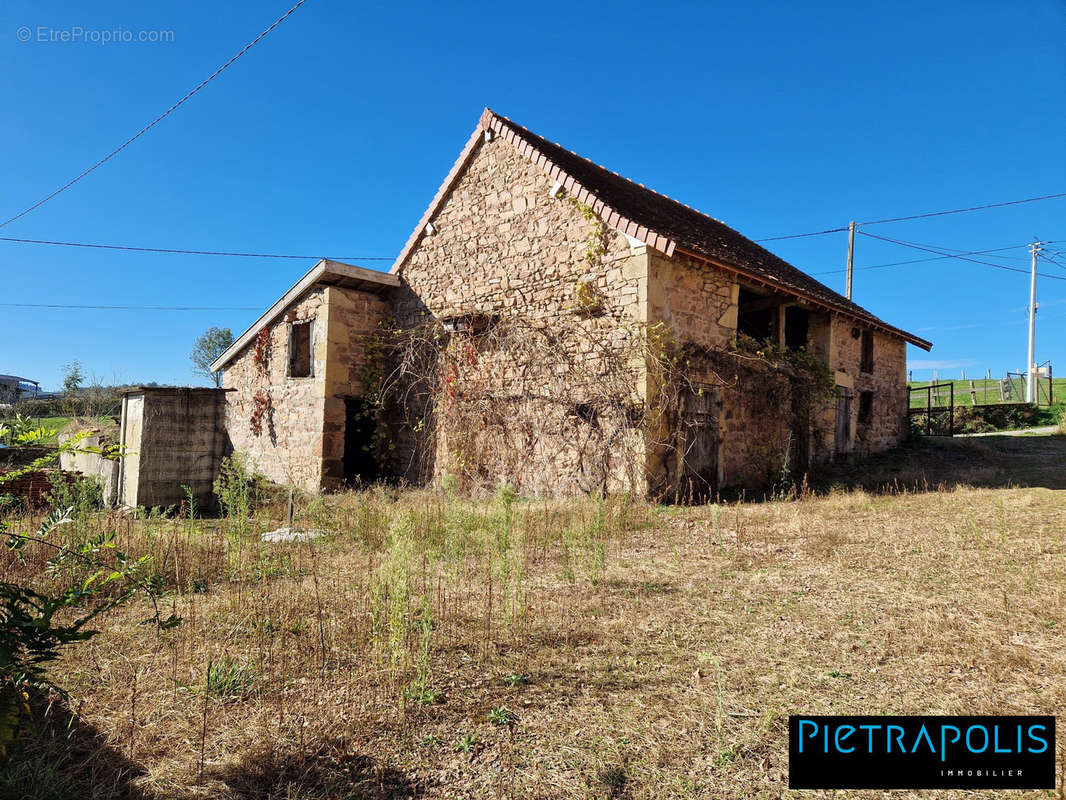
[845,221,856,300]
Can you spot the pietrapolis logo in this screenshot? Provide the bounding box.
[788,716,1054,790]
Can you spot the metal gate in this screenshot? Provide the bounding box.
[1004,362,1054,406]
[1036,361,1054,406]
[908,381,954,436]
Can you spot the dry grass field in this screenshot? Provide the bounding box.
[4,434,1066,799]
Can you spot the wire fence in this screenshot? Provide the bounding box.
[907,367,1059,409]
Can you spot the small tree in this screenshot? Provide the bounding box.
[191,327,234,388]
[61,360,83,395]
[61,360,84,416]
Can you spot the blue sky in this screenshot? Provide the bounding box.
[2,0,1065,389]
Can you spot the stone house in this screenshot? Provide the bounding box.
[210,108,931,498]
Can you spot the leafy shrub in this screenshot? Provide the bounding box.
[952,403,1064,434]
[213,453,266,518]
[44,471,103,516]
[0,414,60,447]
[9,399,64,419]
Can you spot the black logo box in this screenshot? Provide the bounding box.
[789,715,1054,790]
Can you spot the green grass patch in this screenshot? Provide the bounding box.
[908,377,1066,408]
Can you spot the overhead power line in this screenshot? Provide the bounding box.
[0,0,309,231]
[1040,252,1066,271]
[858,191,1066,226]
[755,227,849,243]
[755,190,1066,243]
[811,243,1032,276]
[0,302,265,311]
[858,231,1066,281]
[0,235,390,261]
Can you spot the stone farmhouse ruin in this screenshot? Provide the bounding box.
[180,108,930,502]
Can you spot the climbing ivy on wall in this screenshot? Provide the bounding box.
[249,328,272,438]
[249,390,269,437]
[556,192,607,267]
[253,327,270,375]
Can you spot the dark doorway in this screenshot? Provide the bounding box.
[679,386,720,502]
[343,397,379,485]
[737,289,777,343]
[784,306,810,350]
[858,390,874,424]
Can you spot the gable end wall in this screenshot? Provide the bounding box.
[392,134,652,495]
[222,285,388,491]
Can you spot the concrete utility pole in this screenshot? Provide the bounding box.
[845,221,856,300]
[1026,240,1042,403]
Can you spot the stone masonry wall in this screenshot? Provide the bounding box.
[827,317,908,456]
[222,289,328,491]
[321,286,391,488]
[393,134,650,496]
[647,251,738,351]
[717,373,797,489]
[646,252,802,490]
[645,251,909,489]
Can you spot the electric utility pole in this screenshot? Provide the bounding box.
[1026,240,1042,403]
[845,221,856,300]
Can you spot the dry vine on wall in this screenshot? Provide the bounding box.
[360,192,835,499]
[366,312,712,498]
[250,327,273,438]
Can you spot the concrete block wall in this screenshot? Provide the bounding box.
[59,430,120,505]
[118,388,228,510]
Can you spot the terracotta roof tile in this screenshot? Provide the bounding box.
[390,108,931,350]
[486,111,930,350]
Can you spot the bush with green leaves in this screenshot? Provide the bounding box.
[0,414,60,448]
[44,471,103,519]
[213,453,265,520]
[0,431,175,758]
